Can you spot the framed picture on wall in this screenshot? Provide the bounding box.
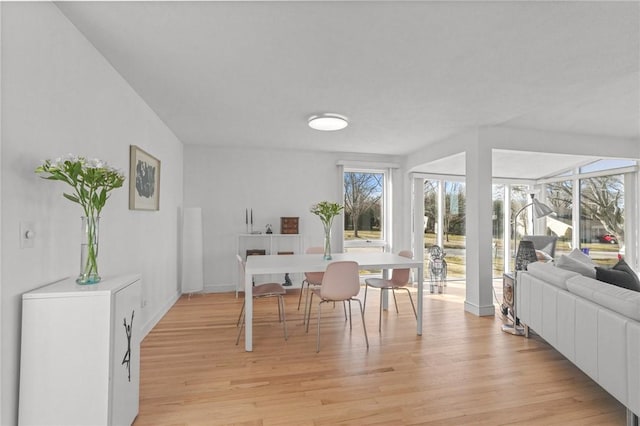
[129,145,160,211]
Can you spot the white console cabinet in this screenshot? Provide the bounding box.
[19,274,142,426]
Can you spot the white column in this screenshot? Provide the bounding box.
[413,176,425,280]
[625,172,638,269]
[465,143,495,316]
[504,185,512,274]
[436,180,444,248]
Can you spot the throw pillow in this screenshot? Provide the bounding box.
[595,259,640,292]
[556,254,596,278]
[535,250,553,262]
[566,248,596,266]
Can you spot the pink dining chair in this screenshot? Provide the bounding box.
[363,250,416,332]
[235,255,288,345]
[306,261,369,352]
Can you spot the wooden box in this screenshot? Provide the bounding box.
[280,217,299,234]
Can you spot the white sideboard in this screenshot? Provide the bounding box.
[19,274,142,426]
[237,234,303,293]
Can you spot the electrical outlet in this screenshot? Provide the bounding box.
[20,222,35,249]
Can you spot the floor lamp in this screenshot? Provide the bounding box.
[502,193,554,335]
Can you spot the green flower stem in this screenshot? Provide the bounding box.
[83,215,99,278]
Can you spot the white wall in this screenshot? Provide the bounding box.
[184,145,407,292]
[1,3,183,424]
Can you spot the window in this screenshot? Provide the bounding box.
[579,174,624,266]
[343,169,387,252]
[423,178,466,281]
[545,180,573,258]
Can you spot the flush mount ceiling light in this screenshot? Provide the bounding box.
[308,113,349,131]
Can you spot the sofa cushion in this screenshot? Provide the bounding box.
[566,275,640,321]
[595,259,640,292]
[526,261,577,290]
[556,249,596,279]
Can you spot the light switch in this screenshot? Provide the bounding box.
[20,222,35,249]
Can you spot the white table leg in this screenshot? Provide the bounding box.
[417,266,423,335]
[381,268,390,310]
[244,269,253,351]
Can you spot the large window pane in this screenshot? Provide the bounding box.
[423,180,438,249]
[579,174,624,266]
[344,170,385,275]
[343,171,384,243]
[423,179,466,281]
[545,180,573,257]
[443,181,466,280]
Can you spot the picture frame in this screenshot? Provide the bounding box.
[129,145,160,211]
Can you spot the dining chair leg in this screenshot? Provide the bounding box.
[378,289,384,332]
[355,298,369,349]
[303,283,316,326]
[276,296,282,321]
[342,301,348,321]
[236,300,246,327]
[297,279,308,310]
[235,307,245,345]
[391,289,399,314]
[347,300,353,331]
[279,295,288,340]
[402,288,418,319]
[305,292,315,333]
[316,300,324,352]
[363,284,369,311]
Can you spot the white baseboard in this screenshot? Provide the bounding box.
[140,290,181,339]
[464,301,496,317]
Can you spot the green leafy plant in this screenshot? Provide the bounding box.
[35,154,125,217]
[35,154,125,283]
[310,201,344,228]
[311,201,344,260]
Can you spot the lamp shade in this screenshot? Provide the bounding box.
[532,198,554,218]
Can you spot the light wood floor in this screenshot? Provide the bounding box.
[134,283,626,425]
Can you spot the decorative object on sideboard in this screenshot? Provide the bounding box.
[35,154,125,284]
[245,208,256,233]
[310,201,344,260]
[280,217,299,234]
[265,224,273,234]
[129,145,160,211]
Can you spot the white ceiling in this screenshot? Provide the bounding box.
[56,1,639,178]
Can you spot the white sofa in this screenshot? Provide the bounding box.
[517,261,640,425]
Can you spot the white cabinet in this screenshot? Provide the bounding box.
[237,234,303,292]
[19,274,142,426]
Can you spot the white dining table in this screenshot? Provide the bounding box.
[243,251,424,351]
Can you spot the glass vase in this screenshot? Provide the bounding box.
[77,215,101,284]
[323,225,332,260]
